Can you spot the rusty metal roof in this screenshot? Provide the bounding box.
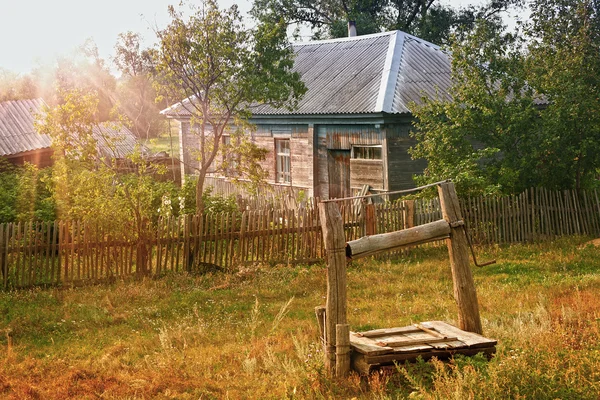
[0,98,51,156]
[161,30,452,118]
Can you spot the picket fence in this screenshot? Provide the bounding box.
[1,187,599,289]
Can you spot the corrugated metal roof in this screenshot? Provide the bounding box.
[92,122,144,159]
[0,98,144,160]
[162,30,452,117]
[0,98,51,156]
[392,37,452,113]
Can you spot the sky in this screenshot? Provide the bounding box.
[0,0,480,75]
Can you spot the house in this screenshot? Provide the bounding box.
[162,30,452,199]
[0,98,145,168]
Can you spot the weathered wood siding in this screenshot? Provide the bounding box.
[350,159,384,190]
[385,123,426,190]
[253,124,311,188]
[316,124,384,198]
[4,148,54,168]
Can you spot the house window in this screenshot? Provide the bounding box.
[275,139,291,184]
[352,145,382,160]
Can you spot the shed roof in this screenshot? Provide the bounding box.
[0,98,143,159]
[92,122,143,159]
[0,98,51,156]
[161,30,452,118]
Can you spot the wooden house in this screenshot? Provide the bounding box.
[0,98,145,168]
[162,30,452,199]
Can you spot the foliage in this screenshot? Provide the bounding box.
[0,68,38,102]
[252,0,523,44]
[35,90,179,237]
[0,162,55,223]
[113,32,167,141]
[180,176,239,215]
[411,0,600,195]
[1,237,600,397]
[154,0,306,213]
[524,0,600,191]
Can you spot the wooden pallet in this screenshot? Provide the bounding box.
[350,321,497,374]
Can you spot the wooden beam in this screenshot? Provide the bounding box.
[437,182,483,334]
[318,201,348,374]
[336,324,351,377]
[346,219,451,260]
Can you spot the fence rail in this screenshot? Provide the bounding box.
[1,187,599,289]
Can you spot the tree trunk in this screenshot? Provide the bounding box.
[196,174,205,216]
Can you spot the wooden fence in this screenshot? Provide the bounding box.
[204,176,312,210]
[1,188,599,289]
[460,188,600,245]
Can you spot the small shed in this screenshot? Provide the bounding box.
[0,98,145,168]
[0,98,53,167]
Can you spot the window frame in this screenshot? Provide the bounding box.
[351,145,383,160]
[275,138,292,184]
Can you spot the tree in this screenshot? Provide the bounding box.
[524,0,600,191]
[113,32,167,140]
[154,0,306,213]
[0,68,40,101]
[252,0,523,44]
[411,0,600,195]
[36,89,180,274]
[251,0,387,38]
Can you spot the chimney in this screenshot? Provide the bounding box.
[348,21,357,37]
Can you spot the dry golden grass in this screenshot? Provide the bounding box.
[0,236,599,398]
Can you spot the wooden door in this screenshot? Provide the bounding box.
[327,149,351,199]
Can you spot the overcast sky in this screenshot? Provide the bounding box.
[1,0,480,74]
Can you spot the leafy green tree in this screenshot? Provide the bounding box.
[113,32,167,141]
[252,0,522,44]
[154,0,306,213]
[252,0,387,38]
[524,0,600,191]
[411,0,600,195]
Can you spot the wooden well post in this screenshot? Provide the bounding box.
[437,182,483,334]
[318,201,350,376]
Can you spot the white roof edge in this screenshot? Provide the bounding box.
[375,31,405,113]
[291,30,395,47]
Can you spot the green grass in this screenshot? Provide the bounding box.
[143,134,179,156]
[1,237,599,398]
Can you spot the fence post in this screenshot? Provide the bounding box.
[404,200,415,229]
[437,182,483,335]
[318,201,349,376]
[0,224,6,289]
[365,203,376,236]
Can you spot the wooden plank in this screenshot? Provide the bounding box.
[336,324,351,377]
[361,345,497,366]
[319,201,348,373]
[422,321,496,348]
[350,333,394,355]
[347,219,450,260]
[356,326,426,338]
[438,182,482,335]
[377,336,459,348]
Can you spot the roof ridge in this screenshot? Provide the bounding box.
[375,31,406,113]
[292,30,396,47]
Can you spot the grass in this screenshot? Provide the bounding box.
[1,236,600,398]
[144,130,180,157]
